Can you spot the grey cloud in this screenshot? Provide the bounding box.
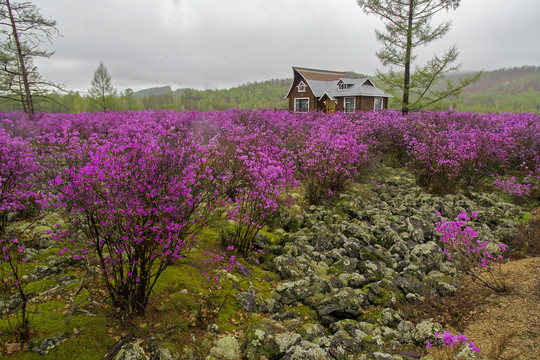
[33,0,540,92]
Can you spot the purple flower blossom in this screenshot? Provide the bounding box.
[430,330,480,354]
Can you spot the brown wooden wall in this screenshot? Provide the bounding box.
[332,96,389,112]
[288,72,389,112]
[360,96,374,110]
[288,73,317,112]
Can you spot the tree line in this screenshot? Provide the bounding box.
[0,77,292,113]
[2,66,535,114]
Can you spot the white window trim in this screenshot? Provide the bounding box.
[374,97,383,110]
[294,97,309,113]
[298,81,306,92]
[344,97,356,113]
[338,80,347,90]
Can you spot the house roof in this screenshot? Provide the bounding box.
[293,67,344,82]
[286,66,393,99]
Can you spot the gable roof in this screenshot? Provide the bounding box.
[286,66,393,99]
[293,67,344,82]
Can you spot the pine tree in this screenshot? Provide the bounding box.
[357,0,480,114]
[89,61,116,112]
[0,0,61,118]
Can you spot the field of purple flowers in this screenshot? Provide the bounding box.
[1,109,539,357]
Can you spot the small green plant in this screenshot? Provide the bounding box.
[513,212,531,225]
[511,211,540,258]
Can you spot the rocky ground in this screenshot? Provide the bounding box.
[226,167,532,360]
[1,166,538,359]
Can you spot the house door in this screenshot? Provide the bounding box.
[324,99,336,113]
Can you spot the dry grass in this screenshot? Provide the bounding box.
[509,208,540,259]
[484,331,522,360]
[401,256,540,359]
[399,280,489,333]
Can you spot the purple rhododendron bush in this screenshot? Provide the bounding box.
[0,109,539,358]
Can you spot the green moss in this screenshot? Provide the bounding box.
[395,291,406,304]
[258,229,281,246]
[250,267,279,294]
[374,289,393,305]
[33,248,63,261]
[359,306,383,323]
[327,267,339,276]
[513,212,532,225]
[168,290,200,313]
[33,274,62,289]
[1,297,112,359]
[196,227,222,248]
[1,258,44,276]
[291,305,317,320]
[38,317,114,360]
[152,260,206,294]
[259,253,277,268]
[1,350,42,359]
[0,288,101,340]
[28,300,70,334]
[208,288,242,333]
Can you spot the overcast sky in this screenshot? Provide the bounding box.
[33,0,540,93]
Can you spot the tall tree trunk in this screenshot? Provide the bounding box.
[402,0,414,115]
[6,0,35,119]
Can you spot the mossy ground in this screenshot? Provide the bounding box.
[1,285,114,360]
[3,167,537,359]
[1,217,280,359]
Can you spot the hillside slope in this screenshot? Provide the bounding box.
[437,66,540,113]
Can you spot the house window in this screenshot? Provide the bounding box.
[338,81,347,90]
[298,81,306,92]
[344,97,355,113]
[294,98,309,113]
[374,97,383,110]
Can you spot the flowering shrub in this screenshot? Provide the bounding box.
[224,144,297,252]
[493,174,539,198]
[0,129,41,225]
[50,131,218,315]
[0,128,41,341]
[296,116,370,204]
[0,236,33,341]
[426,330,480,359]
[2,108,537,320]
[404,111,539,192]
[436,211,508,292]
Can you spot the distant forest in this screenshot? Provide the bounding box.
[432,65,540,113]
[0,66,538,114]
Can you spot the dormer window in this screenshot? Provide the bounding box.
[338,80,347,90]
[298,81,306,92]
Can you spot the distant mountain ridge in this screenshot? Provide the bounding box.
[462,66,540,94]
[440,66,540,113]
[133,86,173,99]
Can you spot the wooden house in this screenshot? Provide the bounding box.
[286,67,392,113]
